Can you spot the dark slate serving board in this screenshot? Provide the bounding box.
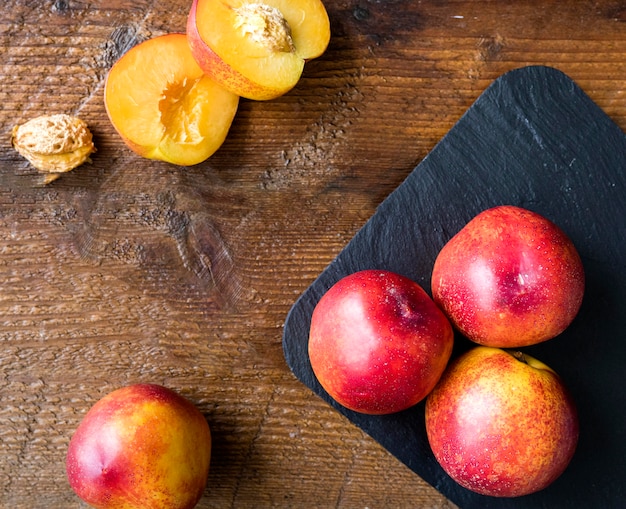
[282,66,626,508]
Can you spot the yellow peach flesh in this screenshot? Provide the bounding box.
[192,0,330,99]
[105,33,238,166]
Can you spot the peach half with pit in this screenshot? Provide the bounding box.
[187,0,331,101]
[104,33,239,166]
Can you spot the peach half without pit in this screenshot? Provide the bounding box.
[187,0,331,101]
[105,33,239,166]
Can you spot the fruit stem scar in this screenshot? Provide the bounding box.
[509,350,527,364]
[233,3,295,53]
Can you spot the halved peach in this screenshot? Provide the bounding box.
[187,0,331,101]
[104,33,239,166]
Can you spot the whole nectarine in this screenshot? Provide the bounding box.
[308,270,454,415]
[66,384,211,509]
[425,346,579,497]
[431,205,585,347]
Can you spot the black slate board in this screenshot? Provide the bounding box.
[282,65,626,508]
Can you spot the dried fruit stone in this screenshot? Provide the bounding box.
[12,114,96,182]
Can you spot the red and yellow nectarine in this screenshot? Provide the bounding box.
[308,270,454,415]
[66,383,212,509]
[431,205,585,348]
[425,346,579,497]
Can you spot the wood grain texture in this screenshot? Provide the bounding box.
[1,1,625,507]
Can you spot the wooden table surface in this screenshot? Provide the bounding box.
[2,1,625,507]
